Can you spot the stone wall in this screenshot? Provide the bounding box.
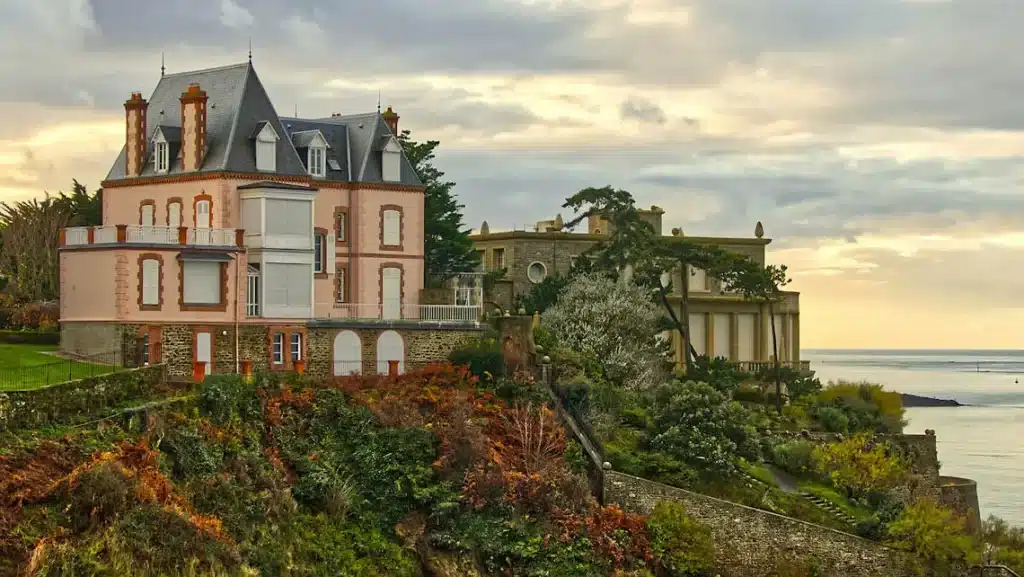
[304,323,483,377]
[940,476,982,534]
[605,471,918,577]
[161,325,194,378]
[60,322,132,364]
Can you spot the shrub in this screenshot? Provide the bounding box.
[543,273,667,390]
[815,406,851,434]
[448,337,506,379]
[688,356,748,396]
[771,440,818,476]
[982,515,1024,574]
[813,381,906,434]
[886,498,979,575]
[646,501,715,576]
[813,433,910,499]
[0,329,60,345]
[646,380,759,475]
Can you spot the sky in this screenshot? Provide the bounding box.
[1,0,1023,350]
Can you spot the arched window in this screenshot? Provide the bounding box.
[376,330,405,375]
[333,330,362,375]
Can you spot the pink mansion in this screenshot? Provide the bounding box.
[59,61,482,378]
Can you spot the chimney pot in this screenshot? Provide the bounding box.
[382,105,400,135]
[180,83,209,171]
[124,92,149,177]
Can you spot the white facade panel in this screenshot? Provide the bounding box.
[713,313,731,360]
[266,199,311,236]
[737,314,756,361]
[688,313,706,356]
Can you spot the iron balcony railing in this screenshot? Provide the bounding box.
[308,302,483,323]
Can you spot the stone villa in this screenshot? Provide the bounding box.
[58,61,482,378]
[470,207,807,373]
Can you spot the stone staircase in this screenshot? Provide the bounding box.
[797,489,859,526]
[737,468,858,529]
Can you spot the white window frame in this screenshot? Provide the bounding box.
[140,204,155,227]
[313,232,325,273]
[382,137,402,182]
[493,248,505,270]
[336,211,346,242]
[154,139,169,174]
[527,261,547,284]
[290,333,302,362]
[272,333,284,365]
[255,122,279,172]
[308,146,325,178]
[141,258,160,306]
[246,266,260,317]
[195,199,211,228]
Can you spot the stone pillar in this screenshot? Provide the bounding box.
[729,313,739,361]
[791,313,801,363]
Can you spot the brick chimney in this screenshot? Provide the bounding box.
[382,105,399,135]
[124,92,148,177]
[179,83,209,171]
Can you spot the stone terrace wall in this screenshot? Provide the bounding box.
[605,471,917,577]
[940,476,982,534]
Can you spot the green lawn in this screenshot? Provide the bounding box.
[0,344,119,391]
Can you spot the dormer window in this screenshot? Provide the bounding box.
[253,121,279,172]
[382,137,401,182]
[154,138,169,174]
[308,146,325,178]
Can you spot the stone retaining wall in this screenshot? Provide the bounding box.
[605,471,918,577]
[940,476,982,534]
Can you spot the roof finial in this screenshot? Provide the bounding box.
[160,52,165,76]
[248,37,252,62]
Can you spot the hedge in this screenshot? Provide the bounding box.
[0,364,167,431]
[0,329,60,345]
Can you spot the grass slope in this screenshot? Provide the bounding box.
[0,344,117,391]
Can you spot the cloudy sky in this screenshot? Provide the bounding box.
[2,0,1024,349]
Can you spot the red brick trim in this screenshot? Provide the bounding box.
[193,193,213,227]
[179,260,229,312]
[137,252,164,311]
[124,93,147,178]
[334,262,350,304]
[166,197,183,226]
[267,325,307,371]
[314,227,329,279]
[379,204,404,251]
[180,84,208,171]
[103,171,426,193]
[334,207,349,245]
[378,262,405,314]
[138,199,156,225]
[191,325,216,373]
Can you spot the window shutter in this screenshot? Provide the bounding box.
[142,259,159,305]
[183,261,220,304]
[383,210,400,245]
[141,204,154,227]
[168,202,181,227]
[326,233,336,274]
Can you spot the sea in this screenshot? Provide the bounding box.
[803,349,1024,527]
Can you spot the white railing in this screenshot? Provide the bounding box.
[189,227,236,246]
[126,225,178,244]
[317,303,482,323]
[95,226,117,243]
[64,227,90,245]
[61,225,239,247]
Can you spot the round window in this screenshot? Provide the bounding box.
[527,261,547,284]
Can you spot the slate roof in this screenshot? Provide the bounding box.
[104,61,422,188]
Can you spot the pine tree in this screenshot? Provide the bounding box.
[398,131,480,285]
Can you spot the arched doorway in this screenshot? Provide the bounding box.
[333,330,362,375]
[376,330,405,375]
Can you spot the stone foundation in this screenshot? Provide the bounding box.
[72,321,482,381]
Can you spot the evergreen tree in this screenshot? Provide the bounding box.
[398,131,479,285]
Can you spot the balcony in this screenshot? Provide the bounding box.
[60,225,243,249]
[736,360,812,375]
[310,303,483,325]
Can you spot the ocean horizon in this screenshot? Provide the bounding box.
[802,348,1024,526]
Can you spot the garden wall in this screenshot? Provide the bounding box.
[605,471,920,577]
[0,364,166,430]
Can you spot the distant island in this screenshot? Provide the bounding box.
[900,393,964,407]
